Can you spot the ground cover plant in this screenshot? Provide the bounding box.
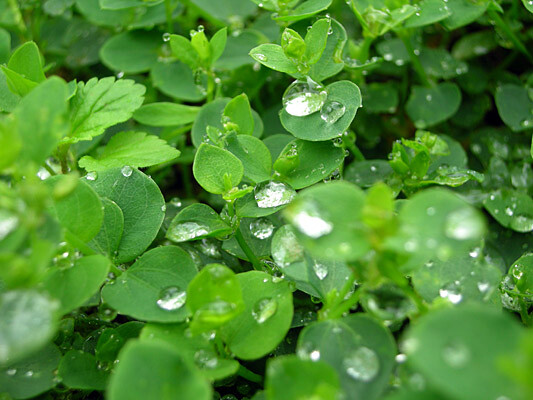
[0,0,533,399]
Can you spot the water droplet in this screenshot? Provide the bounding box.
[24,370,34,377]
[509,214,533,232]
[6,368,16,376]
[254,181,296,208]
[444,208,484,241]
[505,207,514,216]
[282,77,328,117]
[167,222,209,242]
[194,349,218,369]
[197,25,204,32]
[425,94,432,101]
[439,281,463,304]
[252,297,278,323]
[255,53,267,62]
[477,281,490,293]
[344,347,380,381]
[520,119,531,128]
[121,166,133,177]
[162,32,171,42]
[312,261,328,280]
[249,218,275,239]
[320,101,345,124]
[116,71,124,79]
[272,226,305,268]
[197,238,221,258]
[395,354,407,363]
[287,199,333,238]
[442,341,470,368]
[156,286,186,311]
[85,171,97,181]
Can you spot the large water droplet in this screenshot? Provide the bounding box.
[121,166,133,177]
[343,347,380,381]
[194,349,218,369]
[252,297,278,324]
[156,286,186,311]
[250,218,275,239]
[272,226,305,268]
[439,281,463,304]
[320,101,345,124]
[444,208,484,241]
[312,261,328,280]
[282,77,328,117]
[254,181,296,208]
[287,199,333,238]
[442,341,470,368]
[167,222,209,242]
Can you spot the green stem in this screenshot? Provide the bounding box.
[57,144,70,174]
[237,364,263,384]
[397,31,432,87]
[206,70,216,103]
[227,201,262,270]
[488,9,533,63]
[164,0,174,34]
[328,288,362,320]
[43,163,56,176]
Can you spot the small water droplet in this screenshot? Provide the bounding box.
[252,297,278,323]
[320,101,345,124]
[24,370,34,377]
[442,341,470,368]
[255,53,267,62]
[272,226,305,268]
[121,166,133,177]
[344,347,380,381]
[477,281,490,293]
[156,286,186,311]
[85,171,97,181]
[310,350,321,361]
[167,222,209,242]
[6,368,16,376]
[312,261,328,280]
[254,181,296,208]
[439,281,463,304]
[282,77,328,117]
[116,71,124,79]
[162,32,171,42]
[194,349,218,369]
[249,218,275,239]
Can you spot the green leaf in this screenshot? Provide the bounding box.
[309,18,347,82]
[280,80,361,141]
[133,102,200,127]
[273,0,333,22]
[58,350,109,390]
[75,0,133,27]
[284,181,371,262]
[100,30,161,73]
[166,203,232,243]
[140,323,239,380]
[266,356,341,400]
[86,167,165,263]
[0,27,10,64]
[102,246,197,322]
[42,255,110,315]
[404,0,451,28]
[441,0,489,30]
[451,30,497,60]
[188,0,257,23]
[100,0,163,9]
[193,143,244,194]
[0,290,59,364]
[47,176,104,243]
[0,117,20,170]
[297,315,396,400]
[169,34,200,70]
[405,82,462,129]
[0,344,61,399]
[87,198,124,257]
[4,41,46,95]
[67,77,146,144]
[0,69,20,112]
[304,18,331,65]
[483,189,533,233]
[523,0,533,13]
[223,94,254,135]
[150,61,206,102]
[226,135,271,183]
[210,27,227,63]
[79,131,180,171]
[403,305,525,400]
[14,77,69,165]
[273,139,344,189]
[419,48,468,79]
[186,264,244,334]
[495,84,533,132]
[249,44,299,76]
[220,271,293,360]
[216,29,264,70]
[108,340,212,400]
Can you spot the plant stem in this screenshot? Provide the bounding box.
[488,9,533,63]
[237,365,263,383]
[397,31,432,87]
[328,288,361,320]
[164,0,174,34]
[43,163,56,176]
[227,201,262,271]
[57,144,70,174]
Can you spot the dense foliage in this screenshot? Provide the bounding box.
[0,0,533,399]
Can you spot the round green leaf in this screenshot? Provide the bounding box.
[404,0,451,28]
[220,271,293,360]
[441,0,489,30]
[495,84,533,132]
[108,340,211,400]
[403,305,526,400]
[280,81,361,141]
[226,135,272,184]
[406,82,462,129]
[297,315,396,400]
[150,60,205,101]
[193,143,244,194]
[58,350,109,390]
[102,246,197,322]
[87,198,124,257]
[483,189,533,233]
[273,0,333,23]
[86,167,165,263]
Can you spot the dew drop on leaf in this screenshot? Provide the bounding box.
[439,281,463,304]
[441,341,470,368]
[282,77,328,117]
[194,349,218,369]
[167,222,209,242]
[162,32,170,42]
[251,297,278,324]
[121,165,133,177]
[156,286,187,311]
[509,214,533,232]
[312,261,328,280]
[255,53,267,62]
[444,207,484,241]
[286,199,333,238]
[254,181,296,208]
[249,218,275,239]
[343,346,380,381]
[272,226,305,268]
[6,368,16,376]
[320,101,345,124]
[85,171,97,181]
